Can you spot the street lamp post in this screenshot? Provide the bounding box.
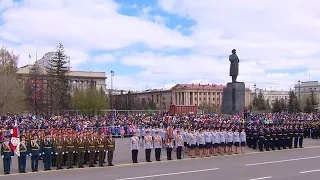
[298,80,301,107]
[110,70,115,111]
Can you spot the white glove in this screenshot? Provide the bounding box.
[73,151,75,153]
[66,152,68,154]
[62,152,65,155]
[97,150,99,152]
[11,156,13,158]
[39,153,42,156]
[43,152,45,155]
[1,155,4,158]
[26,155,29,157]
[29,153,32,156]
[104,150,106,152]
[55,153,58,155]
[51,152,53,154]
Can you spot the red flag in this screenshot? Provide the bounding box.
[10,121,20,157]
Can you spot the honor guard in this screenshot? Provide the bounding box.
[30,134,41,172]
[66,134,75,169]
[293,125,299,148]
[154,131,162,161]
[299,125,304,148]
[166,136,174,160]
[264,126,271,151]
[106,133,115,166]
[239,128,246,154]
[97,134,106,167]
[131,131,140,163]
[175,130,183,159]
[42,132,53,171]
[51,133,57,167]
[288,125,294,149]
[54,134,65,170]
[88,134,97,167]
[1,135,13,175]
[258,127,265,152]
[19,135,28,173]
[144,130,153,162]
[76,133,86,168]
[282,125,288,149]
[270,125,277,150]
[251,125,258,150]
[233,128,240,154]
[276,125,282,150]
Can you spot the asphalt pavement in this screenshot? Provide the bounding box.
[1,138,320,180]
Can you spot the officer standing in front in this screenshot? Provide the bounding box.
[54,134,65,170]
[1,135,13,175]
[299,125,304,148]
[131,131,140,163]
[144,130,153,162]
[175,130,184,159]
[154,131,162,161]
[106,133,115,166]
[42,132,53,171]
[97,134,105,167]
[19,135,28,173]
[30,134,41,172]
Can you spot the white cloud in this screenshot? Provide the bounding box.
[0,0,193,67]
[1,0,320,92]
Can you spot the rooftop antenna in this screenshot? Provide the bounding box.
[309,72,311,81]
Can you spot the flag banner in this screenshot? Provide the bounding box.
[10,121,20,157]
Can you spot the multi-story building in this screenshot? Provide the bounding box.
[294,81,320,103]
[250,88,289,107]
[17,64,107,92]
[129,83,252,110]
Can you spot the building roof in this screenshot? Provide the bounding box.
[17,64,106,79]
[171,83,226,91]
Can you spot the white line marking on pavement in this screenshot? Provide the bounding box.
[245,155,320,166]
[114,168,220,180]
[299,169,320,174]
[249,176,272,180]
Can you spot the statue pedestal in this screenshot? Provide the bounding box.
[221,82,245,115]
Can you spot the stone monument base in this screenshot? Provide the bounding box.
[221,82,245,115]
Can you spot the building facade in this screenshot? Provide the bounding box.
[250,89,289,107]
[17,64,107,92]
[129,83,252,110]
[294,81,320,103]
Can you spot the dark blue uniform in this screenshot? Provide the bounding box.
[18,141,29,173]
[30,139,41,172]
[1,140,13,174]
[42,138,53,171]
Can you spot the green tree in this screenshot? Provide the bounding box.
[0,47,26,114]
[126,91,134,110]
[141,98,148,110]
[199,102,218,113]
[272,98,282,112]
[279,98,287,111]
[25,63,46,115]
[304,90,318,113]
[253,90,266,110]
[46,43,70,114]
[71,86,109,115]
[288,91,300,113]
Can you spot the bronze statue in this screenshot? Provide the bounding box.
[229,49,239,82]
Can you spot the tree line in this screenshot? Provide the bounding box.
[111,91,157,110]
[0,44,109,115]
[248,89,319,113]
